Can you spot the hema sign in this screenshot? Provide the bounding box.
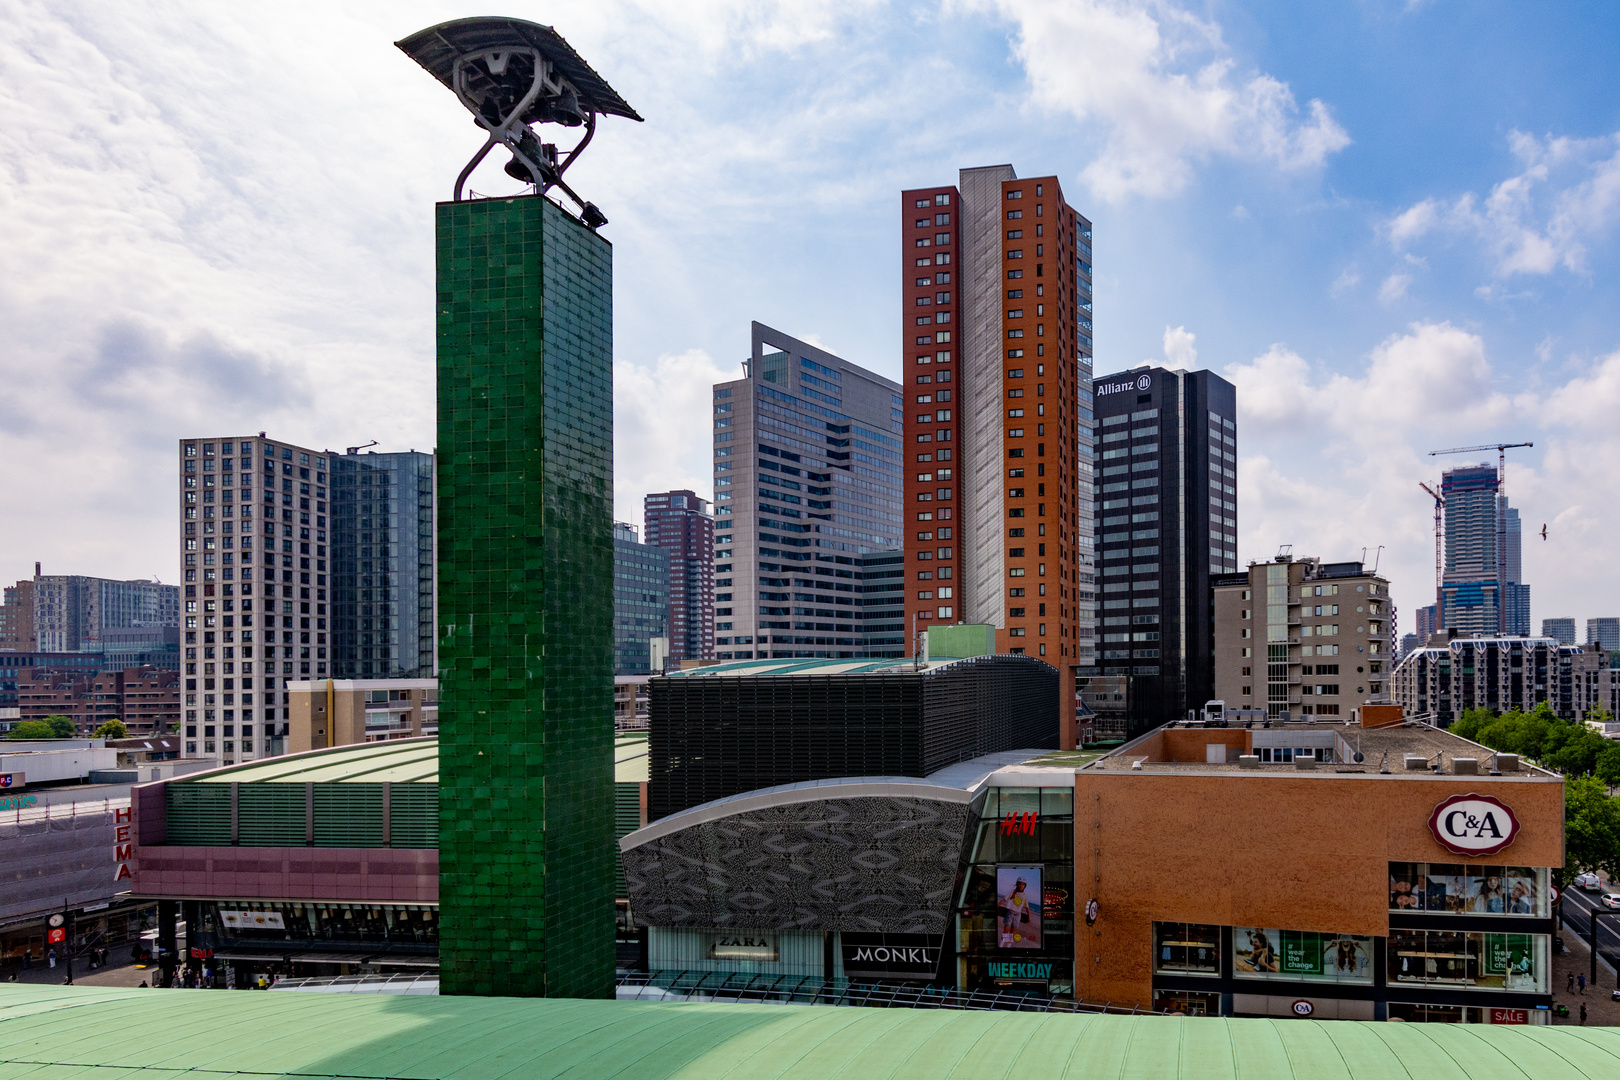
[1428,793,1521,857]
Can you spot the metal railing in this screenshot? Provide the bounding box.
[614,970,1164,1015]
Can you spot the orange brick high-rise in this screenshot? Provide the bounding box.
[901,165,1096,748]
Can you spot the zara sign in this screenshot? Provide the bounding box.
[1428,793,1521,857]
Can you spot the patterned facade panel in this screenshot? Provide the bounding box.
[623,795,970,934]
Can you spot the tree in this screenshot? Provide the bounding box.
[7,716,75,739]
[93,719,128,739]
[1564,776,1620,880]
[1597,743,1620,791]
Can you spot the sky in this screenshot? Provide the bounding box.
[4,0,1620,639]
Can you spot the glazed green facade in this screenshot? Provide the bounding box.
[435,195,615,998]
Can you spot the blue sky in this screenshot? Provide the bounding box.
[3,0,1620,639]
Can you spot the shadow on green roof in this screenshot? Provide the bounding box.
[0,985,1615,1078]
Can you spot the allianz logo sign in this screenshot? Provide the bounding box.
[1097,374,1151,397]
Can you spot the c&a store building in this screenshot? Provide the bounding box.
[1076,719,1562,1022]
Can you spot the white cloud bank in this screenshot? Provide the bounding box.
[1226,323,1620,637]
[974,0,1351,201]
[1388,130,1620,276]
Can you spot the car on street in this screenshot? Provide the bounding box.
[1575,871,1603,892]
[1602,893,1620,911]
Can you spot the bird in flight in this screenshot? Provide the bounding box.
[1540,524,1547,541]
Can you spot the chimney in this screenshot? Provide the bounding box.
[34,561,41,578]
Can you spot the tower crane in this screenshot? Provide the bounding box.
[1418,482,1443,631]
[1428,441,1533,634]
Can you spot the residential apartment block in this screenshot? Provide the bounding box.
[712,322,905,660]
[286,677,437,751]
[1213,555,1391,720]
[178,435,329,765]
[14,665,179,735]
[899,165,1096,746]
[1392,633,1606,727]
[1438,463,1530,635]
[642,490,715,664]
[0,567,177,654]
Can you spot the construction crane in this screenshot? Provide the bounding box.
[1428,441,1533,633]
[1418,483,1443,623]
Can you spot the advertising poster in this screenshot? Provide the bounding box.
[1237,929,1370,982]
[996,867,1042,949]
[1234,928,1280,973]
[219,910,286,931]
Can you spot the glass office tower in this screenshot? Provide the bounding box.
[329,450,435,679]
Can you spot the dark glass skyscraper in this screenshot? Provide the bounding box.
[329,450,435,679]
[642,490,714,663]
[1090,366,1236,735]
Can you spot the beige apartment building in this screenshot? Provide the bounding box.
[286,678,437,752]
[1212,554,1391,718]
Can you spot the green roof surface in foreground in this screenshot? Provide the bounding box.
[0,985,1617,1079]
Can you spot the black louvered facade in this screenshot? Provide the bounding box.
[648,656,1057,819]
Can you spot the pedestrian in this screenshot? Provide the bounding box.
[47,949,55,970]
[1580,1002,1588,1025]
[1568,972,1576,993]
[21,951,29,971]
[138,981,147,988]
[1579,972,1586,994]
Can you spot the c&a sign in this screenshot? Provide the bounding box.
[1428,793,1520,857]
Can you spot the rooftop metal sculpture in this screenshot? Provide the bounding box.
[397,17,642,227]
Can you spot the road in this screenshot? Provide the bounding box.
[1561,882,1620,979]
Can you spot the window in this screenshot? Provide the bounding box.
[1235,928,1373,984]
[1387,929,1547,992]
[1388,864,1548,916]
[1155,922,1220,976]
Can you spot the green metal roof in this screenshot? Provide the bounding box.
[1,985,1615,1079]
[616,734,648,784]
[181,737,439,786]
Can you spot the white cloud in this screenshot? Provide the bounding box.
[1386,130,1620,276]
[1222,325,1620,642]
[973,0,1350,201]
[1330,265,1361,297]
[1163,324,1198,367]
[614,348,737,524]
[1377,273,1411,305]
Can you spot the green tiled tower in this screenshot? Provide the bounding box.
[435,193,615,998]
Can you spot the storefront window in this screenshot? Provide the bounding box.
[1389,1002,1550,1025]
[1233,928,1373,984]
[955,785,1076,998]
[1154,922,1220,976]
[1388,863,1548,916]
[1154,990,1220,1016]
[1386,930,1547,992]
